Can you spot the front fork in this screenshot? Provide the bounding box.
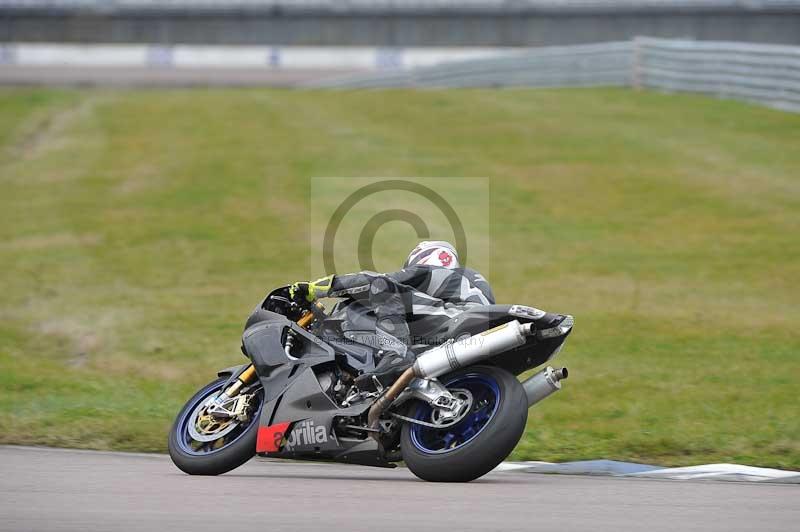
[220,304,321,400]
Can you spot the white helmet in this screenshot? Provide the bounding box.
[404,241,460,269]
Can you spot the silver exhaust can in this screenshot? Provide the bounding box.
[522,366,568,407]
[413,320,533,379]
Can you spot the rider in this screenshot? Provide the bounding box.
[289,241,494,385]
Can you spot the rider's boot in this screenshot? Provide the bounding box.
[354,351,414,391]
[354,313,414,391]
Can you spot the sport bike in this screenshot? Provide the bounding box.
[168,285,572,482]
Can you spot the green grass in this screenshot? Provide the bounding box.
[1,87,798,468]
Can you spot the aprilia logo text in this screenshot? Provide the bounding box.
[283,419,328,450]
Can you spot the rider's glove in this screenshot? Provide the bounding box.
[289,275,333,303]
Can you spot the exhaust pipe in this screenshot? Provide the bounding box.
[413,320,533,379]
[522,366,568,407]
[368,320,534,433]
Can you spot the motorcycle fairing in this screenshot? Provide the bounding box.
[242,310,335,403]
[256,421,291,453]
[256,367,390,466]
[244,305,390,465]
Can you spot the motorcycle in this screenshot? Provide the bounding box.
[168,285,573,482]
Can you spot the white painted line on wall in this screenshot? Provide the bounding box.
[278,47,378,69]
[13,43,149,67]
[0,43,524,70]
[171,45,272,68]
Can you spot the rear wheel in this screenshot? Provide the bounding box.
[400,365,527,482]
[168,377,263,476]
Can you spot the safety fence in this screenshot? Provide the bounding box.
[633,38,800,112]
[312,42,634,89]
[311,37,800,113]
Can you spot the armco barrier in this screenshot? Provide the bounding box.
[311,42,634,89]
[633,37,800,112]
[309,37,800,112]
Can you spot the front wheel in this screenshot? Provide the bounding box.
[400,365,527,482]
[168,377,263,476]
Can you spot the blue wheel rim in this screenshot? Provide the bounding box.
[409,373,501,454]
[175,381,263,456]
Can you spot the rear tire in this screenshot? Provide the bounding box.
[168,377,262,476]
[400,365,527,482]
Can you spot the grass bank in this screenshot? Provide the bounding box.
[1,87,798,468]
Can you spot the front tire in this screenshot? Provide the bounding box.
[400,365,527,482]
[168,377,263,476]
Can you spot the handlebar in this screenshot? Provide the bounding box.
[295,301,327,329]
[263,285,327,327]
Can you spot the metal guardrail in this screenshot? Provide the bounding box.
[312,42,634,89]
[309,37,800,112]
[633,37,800,112]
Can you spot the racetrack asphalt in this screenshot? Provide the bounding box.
[1,446,797,532]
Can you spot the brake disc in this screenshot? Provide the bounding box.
[187,392,243,443]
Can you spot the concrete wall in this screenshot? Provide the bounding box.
[2,8,800,46]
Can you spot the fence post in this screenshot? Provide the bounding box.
[631,36,643,90]
[631,36,642,90]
